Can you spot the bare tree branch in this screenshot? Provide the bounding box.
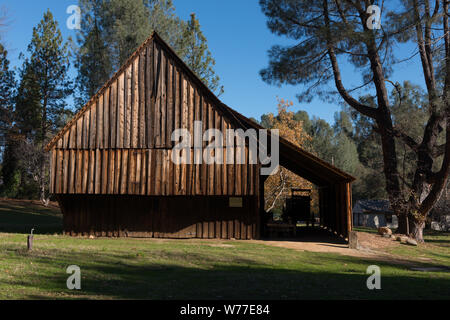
[323,0,379,119]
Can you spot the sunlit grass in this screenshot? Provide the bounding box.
[0,200,448,299]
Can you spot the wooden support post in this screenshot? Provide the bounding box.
[348,230,359,249]
[346,183,352,238]
[27,228,34,251]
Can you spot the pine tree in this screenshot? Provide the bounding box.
[15,9,72,202]
[0,43,15,143]
[75,0,174,105]
[15,64,41,140]
[75,0,112,107]
[75,0,224,103]
[0,42,19,197]
[260,0,450,242]
[181,13,223,96]
[146,0,185,53]
[103,0,152,68]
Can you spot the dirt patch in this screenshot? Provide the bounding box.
[247,232,427,267]
[250,239,373,257]
[357,231,398,250]
[208,244,235,248]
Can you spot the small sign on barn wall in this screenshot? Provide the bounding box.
[229,197,243,208]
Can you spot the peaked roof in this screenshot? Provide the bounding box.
[353,200,392,214]
[46,32,355,186]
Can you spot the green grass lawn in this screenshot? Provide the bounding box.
[0,200,449,300]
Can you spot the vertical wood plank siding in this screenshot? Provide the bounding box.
[51,149,257,197]
[58,195,259,240]
[50,41,257,197]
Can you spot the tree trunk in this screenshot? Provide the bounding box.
[409,219,425,243]
[396,213,409,235]
[40,159,47,206]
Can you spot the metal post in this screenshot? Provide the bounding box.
[27,228,34,251]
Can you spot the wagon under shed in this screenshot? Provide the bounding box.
[46,32,355,240]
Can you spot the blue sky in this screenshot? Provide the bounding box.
[1,0,425,124]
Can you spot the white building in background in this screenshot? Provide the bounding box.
[353,200,397,229]
[354,192,450,231]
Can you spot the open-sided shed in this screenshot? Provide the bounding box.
[46,32,355,240]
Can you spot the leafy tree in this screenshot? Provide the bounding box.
[15,10,72,203]
[293,110,313,150]
[332,111,363,177]
[260,0,450,242]
[262,99,312,213]
[344,102,387,200]
[334,135,359,175]
[309,117,336,163]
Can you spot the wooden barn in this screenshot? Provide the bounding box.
[46,32,355,240]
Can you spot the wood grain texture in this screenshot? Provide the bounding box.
[58,195,258,239]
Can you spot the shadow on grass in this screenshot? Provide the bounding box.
[3,246,449,300]
[424,230,450,236]
[425,239,450,245]
[261,227,348,245]
[0,200,62,235]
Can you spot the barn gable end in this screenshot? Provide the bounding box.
[48,33,258,197]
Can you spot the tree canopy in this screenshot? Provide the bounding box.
[75,0,224,106]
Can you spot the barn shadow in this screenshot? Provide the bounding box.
[5,247,449,300]
[260,226,348,246]
[422,230,450,245]
[426,238,450,245]
[0,199,63,235]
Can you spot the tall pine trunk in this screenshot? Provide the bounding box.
[39,153,47,205]
[40,91,48,206]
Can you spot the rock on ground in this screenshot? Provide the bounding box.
[378,227,392,235]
